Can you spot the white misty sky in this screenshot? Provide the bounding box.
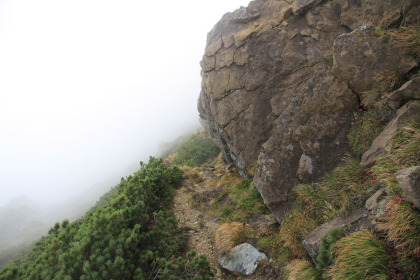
[0,0,251,206]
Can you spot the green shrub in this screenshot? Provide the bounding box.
[170,132,220,167]
[328,230,390,280]
[316,227,345,274]
[0,157,213,280]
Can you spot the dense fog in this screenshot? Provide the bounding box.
[0,0,251,261]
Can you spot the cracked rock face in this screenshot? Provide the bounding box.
[198,0,419,222]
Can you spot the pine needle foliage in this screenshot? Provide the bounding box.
[0,157,213,280]
[316,227,345,274]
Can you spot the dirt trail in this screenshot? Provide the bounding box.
[173,167,224,278]
[173,165,280,280]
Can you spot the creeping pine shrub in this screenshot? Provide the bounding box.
[0,157,213,280]
[328,230,390,280]
[316,227,345,274]
[286,259,320,280]
[378,196,420,279]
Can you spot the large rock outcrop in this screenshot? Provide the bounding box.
[198,0,419,221]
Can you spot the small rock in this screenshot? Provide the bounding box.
[218,243,267,275]
[387,76,420,110]
[248,214,277,235]
[397,166,420,208]
[303,208,373,263]
[361,100,420,167]
[365,187,388,211]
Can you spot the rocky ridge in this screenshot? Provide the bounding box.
[198,0,420,221]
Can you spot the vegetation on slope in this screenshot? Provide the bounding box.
[0,157,213,280]
[168,130,220,167]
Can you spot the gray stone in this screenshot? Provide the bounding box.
[387,77,420,110]
[397,166,420,208]
[293,0,323,15]
[365,187,388,211]
[332,26,418,97]
[361,100,420,167]
[303,208,373,263]
[218,243,268,275]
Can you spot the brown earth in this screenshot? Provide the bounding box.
[173,165,280,279]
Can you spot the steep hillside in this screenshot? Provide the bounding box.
[0,158,214,280]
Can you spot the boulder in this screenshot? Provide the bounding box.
[397,166,420,208]
[361,100,420,167]
[218,243,268,275]
[198,0,420,222]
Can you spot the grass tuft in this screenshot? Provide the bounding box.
[328,230,390,280]
[348,109,387,158]
[390,26,420,58]
[286,259,320,280]
[378,196,420,278]
[279,208,319,258]
[373,122,420,181]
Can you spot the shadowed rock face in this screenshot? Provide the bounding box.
[198,0,419,222]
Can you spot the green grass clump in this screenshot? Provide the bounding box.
[379,196,420,279]
[257,235,288,266]
[170,131,220,167]
[328,230,390,280]
[373,122,420,181]
[348,109,386,158]
[279,158,382,258]
[279,208,319,258]
[218,179,269,222]
[286,259,320,280]
[390,26,420,58]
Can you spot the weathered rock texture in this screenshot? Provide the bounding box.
[361,100,420,167]
[397,166,420,208]
[198,0,419,221]
[218,243,268,275]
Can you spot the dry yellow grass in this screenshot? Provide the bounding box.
[286,259,320,280]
